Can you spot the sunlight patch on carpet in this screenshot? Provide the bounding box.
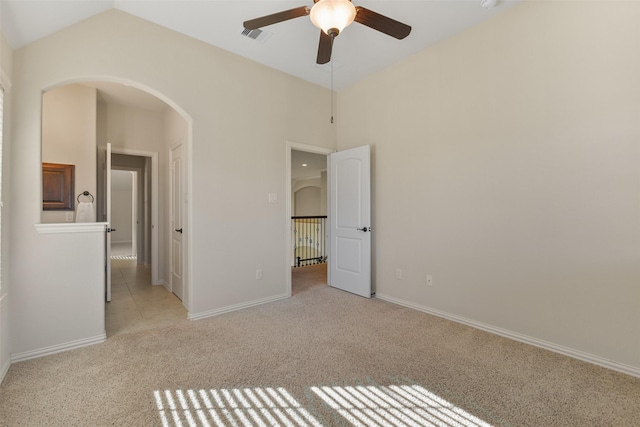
[311,384,493,427]
[154,387,322,427]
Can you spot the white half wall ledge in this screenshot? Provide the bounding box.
[10,333,106,363]
[34,222,107,234]
[375,293,640,379]
[188,293,289,321]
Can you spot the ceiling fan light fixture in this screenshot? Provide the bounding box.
[310,0,357,37]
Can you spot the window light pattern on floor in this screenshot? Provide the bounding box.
[154,388,322,427]
[311,385,493,427]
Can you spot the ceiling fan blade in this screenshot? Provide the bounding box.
[316,31,333,64]
[243,6,310,30]
[354,7,411,40]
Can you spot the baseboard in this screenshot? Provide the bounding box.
[11,333,107,363]
[189,293,289,321]
[376,293,640,379]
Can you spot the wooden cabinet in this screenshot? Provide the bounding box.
[42,162,75,210]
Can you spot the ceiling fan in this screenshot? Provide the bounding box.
[243,0,412,65]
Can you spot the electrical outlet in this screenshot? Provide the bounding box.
[395,268,402,280]
[65,212,74,222]
[256,269,263,280]
[426,275,433,286]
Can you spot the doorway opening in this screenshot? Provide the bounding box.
[110,153,150,266]
[101,149,186,337]
[110,169,137,260]
[286,142,334,296]
[40,78,192,337]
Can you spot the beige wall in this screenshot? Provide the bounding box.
[338,1,640,371]
[295,186,321,216]
[0,30,14,381]
[41,84,97,223]
[8,10,335,355]
[101,103,165,152]
[111,170,133,244]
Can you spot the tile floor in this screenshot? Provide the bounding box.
[106,258,188,337]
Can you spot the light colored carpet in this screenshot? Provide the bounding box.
[1,263,639,426]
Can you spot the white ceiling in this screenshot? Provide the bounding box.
[292,149,327,182]
[1,0,520,90]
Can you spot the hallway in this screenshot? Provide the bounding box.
[106,258,187,337]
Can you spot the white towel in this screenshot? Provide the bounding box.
[75,202,95,223]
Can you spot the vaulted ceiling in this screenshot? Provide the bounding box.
[1,0,519,90]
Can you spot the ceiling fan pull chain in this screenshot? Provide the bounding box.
[331,36,334,124]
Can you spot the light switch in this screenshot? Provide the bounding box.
[268,193,277,203]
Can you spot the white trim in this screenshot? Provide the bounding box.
[285,141,334,297]
[35,222,107,234]
[188,293,288,321]
[376,293,640,379]
[11,333,106,363]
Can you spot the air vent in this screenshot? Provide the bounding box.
[241,28,273,44]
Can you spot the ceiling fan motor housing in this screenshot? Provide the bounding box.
[310,0,357,37]
[326,28,340,38]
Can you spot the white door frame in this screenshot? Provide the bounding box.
[285,141,334,297]
[111,147,159,286]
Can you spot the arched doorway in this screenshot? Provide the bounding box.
[41,79,192,336]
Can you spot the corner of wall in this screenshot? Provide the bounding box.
[0,29,14,385]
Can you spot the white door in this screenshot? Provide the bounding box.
[170,144,184,300]
[328,145,371,298]
[105,143,113,302]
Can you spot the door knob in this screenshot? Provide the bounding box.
[175,228,183,233]
[106,227,117,233]
[357,227,370,232]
